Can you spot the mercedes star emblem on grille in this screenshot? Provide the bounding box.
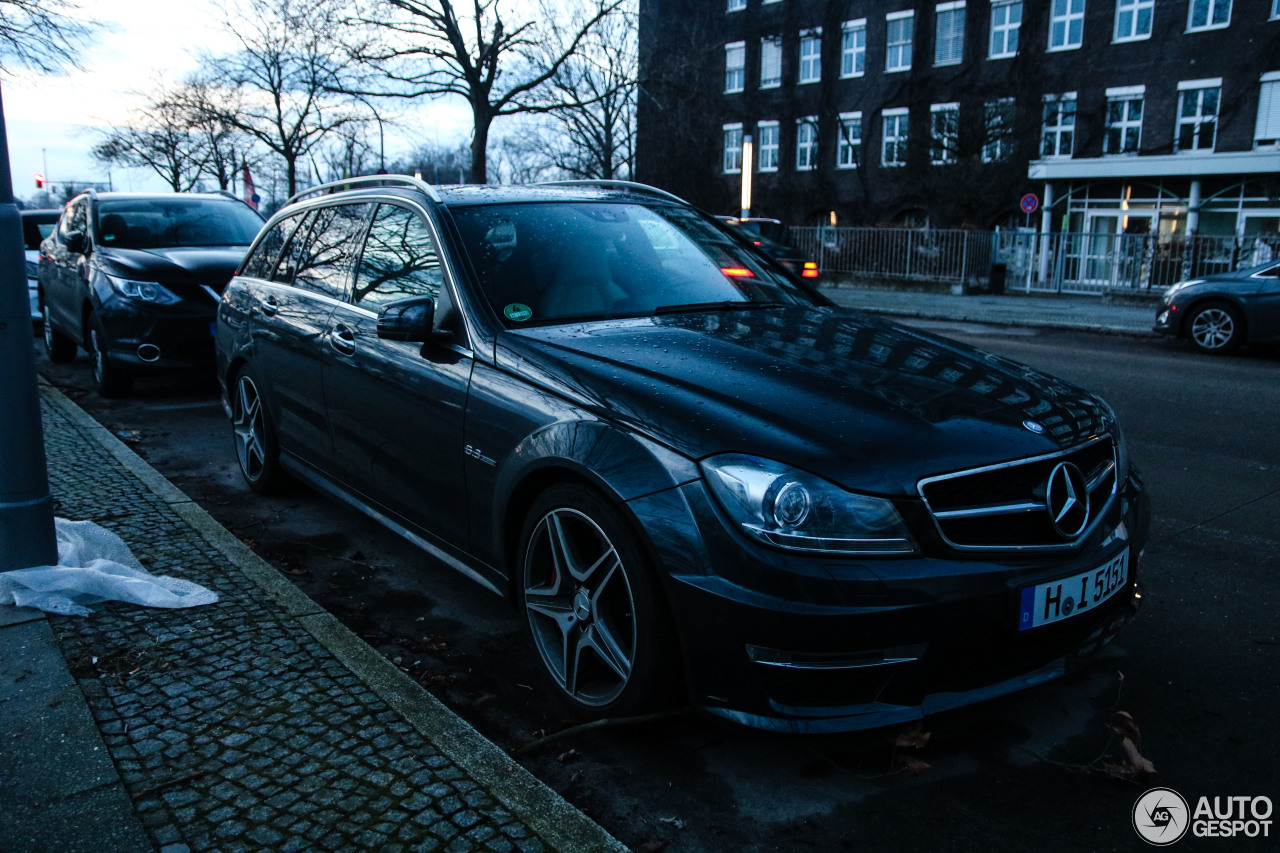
[1045,461,1090,539]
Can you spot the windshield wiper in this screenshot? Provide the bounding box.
[654,300,789,316]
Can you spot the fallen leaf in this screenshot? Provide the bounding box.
[1111,711,1142,745]
[1120,738,1156,775]
[894,722,931,749]
[897,755,932,776]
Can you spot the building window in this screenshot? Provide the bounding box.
[1048,0,1085,50]
[723,124,743,173]
[841,19,867,77]
[1187,0,1231,30]
[796,117,819,170]
[725,42,745,93]
[1256,72,1280,147]
[1176,80,1220,151]
[989,0,1021,58]
[799,29,822,84]
[758,122,780,170]
[1104,87,1144,154]
[1113,0,1154,41]
[935,2,966,65]
[882,108,909,166]
[982,98,1015,162]
[886,11,914,72]
[761,36,782,88]
[728,0,746,11]
[837,112,863,168]
[930,103,960,164]
[1041,93,1076,157]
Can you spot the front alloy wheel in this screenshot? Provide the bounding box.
[519,485,676,716]
[1188,303,1243,354]
[89,315,132,397]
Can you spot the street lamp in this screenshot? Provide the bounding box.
[739,134,753,219]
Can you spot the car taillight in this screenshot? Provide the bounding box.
[801,262,819,278]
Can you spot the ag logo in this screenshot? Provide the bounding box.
[1134,787,1190,845]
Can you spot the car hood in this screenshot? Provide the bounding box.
[96,246,249,290]
[501,307,1114,496]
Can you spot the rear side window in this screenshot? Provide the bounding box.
[353,204,444,311]
[241,212,308,280]
[289,203,372,300]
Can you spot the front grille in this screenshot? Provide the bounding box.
[918,436,1117,551]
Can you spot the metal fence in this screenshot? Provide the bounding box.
[791,227,1280,294]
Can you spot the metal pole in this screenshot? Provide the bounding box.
[0,82,58,570]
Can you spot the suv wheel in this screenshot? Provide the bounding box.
[518,483,679,718]
[231,367,285,494]
[88,313,132,397]
[42,303,78,363]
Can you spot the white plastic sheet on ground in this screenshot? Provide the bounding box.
[0,518,218,616]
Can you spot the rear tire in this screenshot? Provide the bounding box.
[230,366,285,495]
[42,303,77,363]
[88,313,132,397]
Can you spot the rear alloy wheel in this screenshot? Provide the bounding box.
[1187,302,1243,354]
[231,368,284,494]
[88,314,132,397]
[518,484,678,717]
[42,303,77,363]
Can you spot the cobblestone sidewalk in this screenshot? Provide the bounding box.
[0,384,623,853]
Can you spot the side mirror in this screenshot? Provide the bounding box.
[64,231,86,254]
[377,296,436,342]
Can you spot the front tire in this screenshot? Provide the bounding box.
[230,366,284,495]
[88,313,132,397]
[42,302,77,363]
[1187,302,1243,354]
[518,483,679,718]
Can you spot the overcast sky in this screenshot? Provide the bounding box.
[3,0,470,203]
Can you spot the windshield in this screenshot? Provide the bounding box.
[450,201,817,326]
[96,197,264,250]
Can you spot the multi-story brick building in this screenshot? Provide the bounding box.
[636,0,1280,242]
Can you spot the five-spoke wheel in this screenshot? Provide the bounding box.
[231,368,283,494]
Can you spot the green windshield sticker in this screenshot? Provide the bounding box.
[504,303,533,322]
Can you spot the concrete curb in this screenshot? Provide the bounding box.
[37,381,627,853]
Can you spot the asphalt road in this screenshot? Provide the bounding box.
[31,322,1280,852]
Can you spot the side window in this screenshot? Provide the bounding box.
[241,213,307,280]
[353,204,444,312]
[291,203,371,300]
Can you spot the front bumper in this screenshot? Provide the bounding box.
[630,469,1150,733]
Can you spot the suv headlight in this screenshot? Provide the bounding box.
[107,274,182,305]
[701,454,918,555]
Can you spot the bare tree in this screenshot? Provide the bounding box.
[178,76,254,191]
[344,0,623,184]
[387,140,471,185]
[90,85,209,192]
[199,0,375,196]
[0,0,98,75]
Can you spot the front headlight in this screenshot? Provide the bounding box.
[1163,279,1203,302]
[700,454,918,555]
[107,274,182,305]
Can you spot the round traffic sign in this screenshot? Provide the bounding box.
[1020,193,1039,214]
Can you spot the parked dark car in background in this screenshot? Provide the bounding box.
[717,215,819,281]
[38,191,264,396]
[216,177,1149,733]
[22,209,60,322]
[1153,259,1280,353]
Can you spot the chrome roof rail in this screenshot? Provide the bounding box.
[532,179,689,205]
[284,175,442,208]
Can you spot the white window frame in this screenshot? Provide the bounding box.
[989,0,1021,58]
[1048,0,1085,51]
[1041,92,1077,158]
[760,36,782,89]
[1187,0,1231,31]
[1256,72,1280,147]
[841,19,867,78]
[1176,79,1221,152]
[882,108,910,166]
[1272,0,1279,20]
[723,123,744,173]
[886,10,914,72]
[837,112,863,169]
[982,97,1016,162]
[727,0,746,11]
[796,117,819,171]
[725,42,746,93]
[1103,85,1145,154]
[935,2,966,66]
[930,103,960,164]
[1113,0,1154,42]
[798,28,823,84]
[758,121,781,171]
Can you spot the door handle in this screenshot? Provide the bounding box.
[329,323,356,355]
[260,296,280,316]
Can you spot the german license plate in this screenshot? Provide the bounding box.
[1018,549,1129,631]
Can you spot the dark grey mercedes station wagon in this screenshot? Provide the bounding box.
[215,178,1149,733]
